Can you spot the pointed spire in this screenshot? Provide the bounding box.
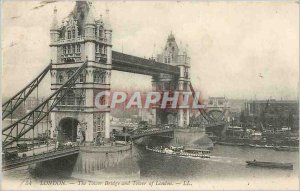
[104,9,112,30]
[184,44,189,55]
[51,6,58,30]
[99,14,103,23]
[168,31,175,41]
[178,41,184,55]
[85,2,95,25]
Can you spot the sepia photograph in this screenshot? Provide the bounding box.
[1,0,299,190]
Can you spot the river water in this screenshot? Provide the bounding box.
[3,119,299,189]
[3,144,298,181]
[135,145,298,180]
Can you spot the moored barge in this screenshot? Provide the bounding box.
[246,160,293,170]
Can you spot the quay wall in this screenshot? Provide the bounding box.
[33,145,139,180]
[71,145,140,180]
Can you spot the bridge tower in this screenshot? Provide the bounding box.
[49,2,112,143]
[153,33,191,128]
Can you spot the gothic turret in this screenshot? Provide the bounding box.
[50,7,58,30]
[85,3,95,26]
[50,7,59,43]
[84,3,96,39]
[97,14,104,24]
[84,2,96,60]
[104,9,112,31]
[104,9,112,44]
[156,32,179,64]
[50,7,59,63]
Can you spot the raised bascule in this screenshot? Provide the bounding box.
[2,1,224,171]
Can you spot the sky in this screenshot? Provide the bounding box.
[1,0,299,100]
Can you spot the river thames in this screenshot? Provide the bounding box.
[3,144,298,182]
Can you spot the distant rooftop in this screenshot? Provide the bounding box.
[246,99,299,104]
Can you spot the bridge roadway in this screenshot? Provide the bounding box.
[3,146,79,171]
[115,122,226,140]
[191,122,225,128]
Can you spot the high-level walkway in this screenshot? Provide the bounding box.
[112,51,180,76]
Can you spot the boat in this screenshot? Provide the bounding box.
[246,160,293,170]
[145,146,167,154]
[248,144,274,149]
[181,148,210,158]
[215,141,244,146]
[274,146,298,152]
[145,146,210,158]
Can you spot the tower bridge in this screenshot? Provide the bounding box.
[2,1,225,170]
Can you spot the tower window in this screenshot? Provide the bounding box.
[99,45,103,54]
[58,75,64,84]
[66,90,75,105]
[76,44,81,53]
[99,29,103,38]
[63,46,66,54]
[95,44,99,53]
[72,29,75,38]
[68,45,71,54]
[167,56,171,63]
[67,71,74,79]
[72,45,75,53]
[94,73,100,83]
[94,72,105,83]
[67,30,71,39]
[101,75,105,83]
[79,74,84,83]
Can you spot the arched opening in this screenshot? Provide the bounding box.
[58,117,79,143]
